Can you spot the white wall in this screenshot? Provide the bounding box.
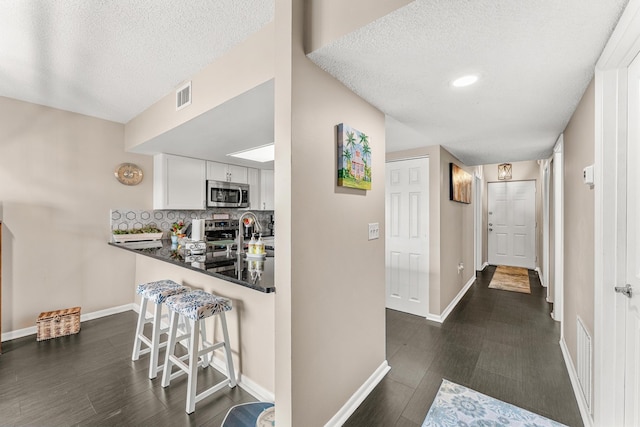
[0,96,152,334]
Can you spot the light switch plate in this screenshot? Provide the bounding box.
[368,223,380,240]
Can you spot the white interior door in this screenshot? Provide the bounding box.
[488,181,536,269]
[385,158,429,317]
[623,51,640,427]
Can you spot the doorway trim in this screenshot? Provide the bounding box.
[474,173,483,271]
[542,160,550,292]
[552,137,564,326]
[594,0,640,425]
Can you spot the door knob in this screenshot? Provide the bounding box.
[489,228,493,231]
[615,284,633,298]
[489,223,493,226]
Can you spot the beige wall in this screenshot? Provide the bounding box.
[134,255,275,394]
[0,96,152,333]
[275,0,387,424]
[386,146,475,315]
[482,160,542,268]
[438,148,476,312]
[124,22,275,151]
[305,0,413,53]
[562,79,595,367]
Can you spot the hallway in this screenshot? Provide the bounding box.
[345,266,583,427]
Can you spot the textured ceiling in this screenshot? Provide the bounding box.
[308,0,629,165]
[0,1,630,166]
[0,0,273,123]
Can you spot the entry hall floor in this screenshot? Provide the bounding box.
[345,265,583,427]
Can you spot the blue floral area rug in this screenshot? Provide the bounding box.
[422,379,567,427]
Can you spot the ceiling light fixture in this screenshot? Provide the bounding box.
[228,143,274,163]
[498,163,512,180]
[451,74,479,88]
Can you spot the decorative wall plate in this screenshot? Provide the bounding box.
[114,163,143,185]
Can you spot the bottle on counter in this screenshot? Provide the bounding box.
[248,234,257,254]
[257,234,266,255]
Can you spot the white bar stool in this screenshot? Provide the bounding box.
[161,289,237,414]
[131,279,190,379]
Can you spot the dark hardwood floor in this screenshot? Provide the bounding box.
[0,266,582,426]
[345,266,583,427]
[0,311,255,426]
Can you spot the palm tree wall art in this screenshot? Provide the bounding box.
[337,123,372,190]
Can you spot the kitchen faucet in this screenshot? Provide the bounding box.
[237,212,262,254]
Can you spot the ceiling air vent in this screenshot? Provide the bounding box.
[176,81,192,111]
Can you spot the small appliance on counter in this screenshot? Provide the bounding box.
[184,240,207,263]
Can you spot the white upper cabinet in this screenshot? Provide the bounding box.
[153,154,206,210]
[206,161,248,184]
[247,168,261,209]
[260,169,274,210]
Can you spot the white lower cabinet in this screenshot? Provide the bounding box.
[153,154,206,210]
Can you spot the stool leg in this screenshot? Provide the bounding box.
[219,311,237,388]
[132,297,148,361]
[186,318,200,414]
[148,302,163,379]
[199,320,210,368]
[161,310,180,388]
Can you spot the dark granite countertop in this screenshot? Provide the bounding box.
[108,240,275,293]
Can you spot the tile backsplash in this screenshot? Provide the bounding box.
[110,209,273,239]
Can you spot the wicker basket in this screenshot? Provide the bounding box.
[36,307,81,341]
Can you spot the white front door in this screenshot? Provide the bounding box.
[385,158,429,317]
[623,51,640,427]
[488,181,536,269]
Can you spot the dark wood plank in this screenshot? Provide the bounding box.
[347,268,583,427]
[0,311,256,427]
[343,376,415,427]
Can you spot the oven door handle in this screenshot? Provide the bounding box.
[237,186,243,207]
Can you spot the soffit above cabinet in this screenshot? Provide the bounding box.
[131,79,274,170]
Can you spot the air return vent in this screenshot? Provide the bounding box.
[576,316,592,413]
[176,81,192,110]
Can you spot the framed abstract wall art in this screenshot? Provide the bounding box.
[337,123,372,190]
[449,163,472,204]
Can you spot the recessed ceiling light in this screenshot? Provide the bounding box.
[451,74,479,88]
[227,143,274,162]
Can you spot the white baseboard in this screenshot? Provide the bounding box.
[1,303,135,342]
[208,353,275,402]
[480,262,489,270]
[535,267,547,287]
[324,360,390,427]
[426,275,476,323]
[559,337,593,427]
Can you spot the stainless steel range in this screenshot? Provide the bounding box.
[204,219,239,252]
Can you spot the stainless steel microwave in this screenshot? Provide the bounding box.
[206,180,250,208]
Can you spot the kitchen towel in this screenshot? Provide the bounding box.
[191,219,205,241]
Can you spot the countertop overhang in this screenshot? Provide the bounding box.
[109,240,275,293]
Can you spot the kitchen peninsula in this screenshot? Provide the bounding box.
[108,239,274,293]
[107,207,276,400]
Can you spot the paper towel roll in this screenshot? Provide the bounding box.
[191,219,205,241]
